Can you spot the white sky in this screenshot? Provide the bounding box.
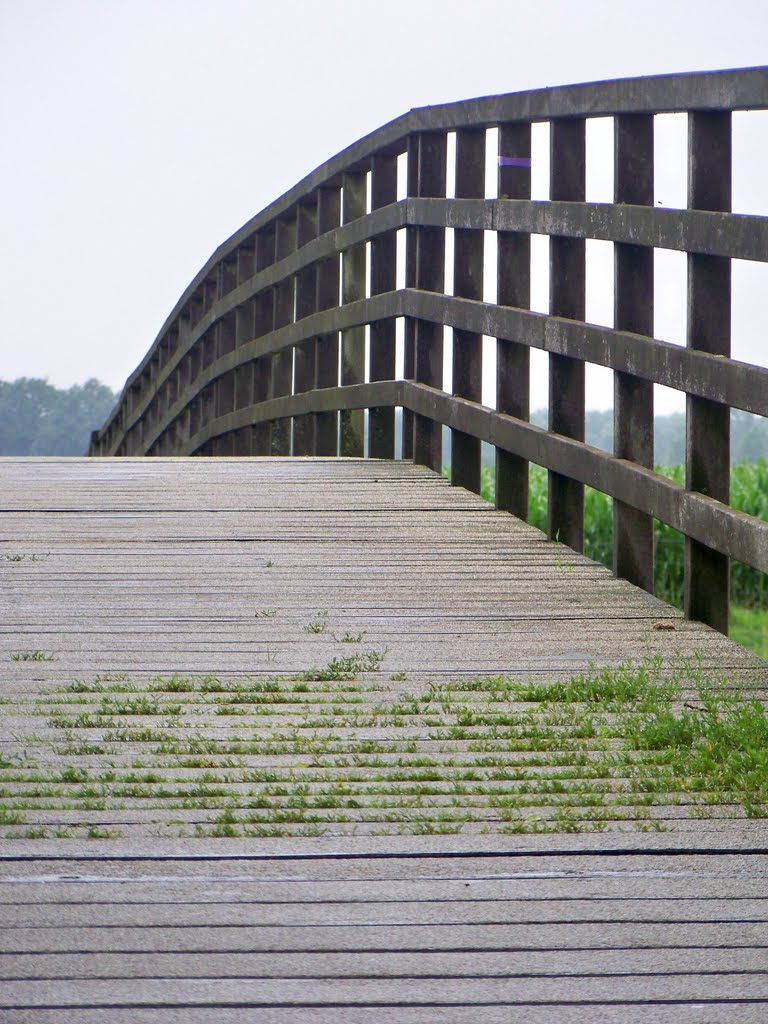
[1,0,767,415]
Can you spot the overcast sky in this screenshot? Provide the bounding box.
[1,0,766,414]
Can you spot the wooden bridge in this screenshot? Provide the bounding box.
[3,67,768,1021]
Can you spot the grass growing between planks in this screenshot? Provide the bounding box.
[1,655,766,839]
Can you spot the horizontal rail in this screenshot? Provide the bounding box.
[414,199,768,263]
[118,289,768,452]
[401,383,768,578]
[98,66,768,404]
[100,198,768,440]
[171,376,768,577]
[91,67,768,636]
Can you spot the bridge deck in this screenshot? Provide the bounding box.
[1,456,766,1021]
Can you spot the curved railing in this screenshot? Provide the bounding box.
[90,67,768,634]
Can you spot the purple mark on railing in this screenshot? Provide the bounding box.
[498,156,532,168]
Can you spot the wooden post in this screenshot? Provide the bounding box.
[315,186,341,456]
[234,297,255,455]
[236,242,254,286]
[252,228,275,456]
[548,118,586,552]
[613,114,655,592]
[233,270,252,451]
[369,154,398,460]
[340,172,367,457]
[410,132,446,472]
[685,111,732,634]
[451,127,484,494]
[402,136,418,460]
[271,214,296,455]
[234,244,256,453]
[496,123,531,518]
[293,198,319,455]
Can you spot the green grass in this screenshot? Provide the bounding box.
[304,610,330,634]
[2,656,766,838]
[731,606,768,660]
[11,650,56,662]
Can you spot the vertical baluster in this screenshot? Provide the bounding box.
[271,214,296,455]
[548,118,586,551]
[369,154,398,460]
[233,241,256,456]
[402,136,419,460]
[215,432,235,457]
[613,115,655,591]
[252,228,275,455]
[233,296,255,456]
[293,199,319,455]
[450,125,487,493]
[231,427,250,458]
[213,302,234,456]
[340,172,367,456]
[685,111,731,633]
[215,315,235,426]
[451,127,485,494]
[410,132,447,472]
[315,186,341,455]
[496,123,531,518]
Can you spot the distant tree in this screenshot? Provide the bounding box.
[0,378,118,456]
[585,409,613,453]
[732,411,768,464]
[654,413,685,465]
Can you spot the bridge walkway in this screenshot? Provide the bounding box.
[1,456,766,1021]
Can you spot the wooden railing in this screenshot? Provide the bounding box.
[90,67,768,635]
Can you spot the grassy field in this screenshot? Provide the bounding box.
[731,606,768,659]
[470,461,768,660]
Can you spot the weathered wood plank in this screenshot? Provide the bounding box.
[3,972,768,1005]
[5,920,766,954]
[3,946,767,980]
[13,1005,768,1024]
[5,894,768,927]
[13,1006,768,1024]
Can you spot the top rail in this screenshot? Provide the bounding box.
[90,67,768,635]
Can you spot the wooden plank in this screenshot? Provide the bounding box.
[3,972,768,1005]
[6,971,768,1014]
[4,946,768,980]
[6,920,765,954]
[14,1006,768,1024]
[6,894,768,927]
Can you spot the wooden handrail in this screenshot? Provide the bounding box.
[90,67,768,634]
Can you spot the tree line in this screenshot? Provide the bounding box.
[2,376,767,461]
[0,378,118,456]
